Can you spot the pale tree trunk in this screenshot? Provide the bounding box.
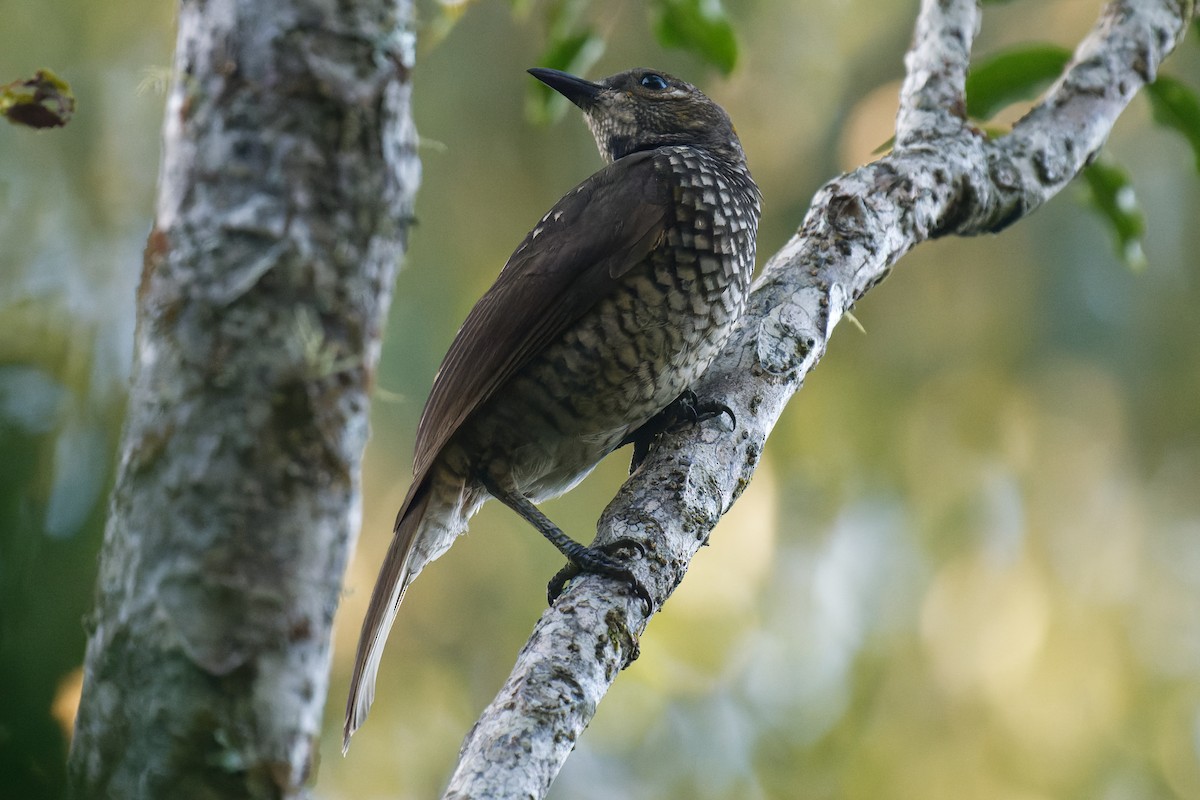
[445,1,1198,797]
[67,0,419,796]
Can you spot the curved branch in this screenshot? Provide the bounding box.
[987,0,1196,227]
[445,1,1195,797]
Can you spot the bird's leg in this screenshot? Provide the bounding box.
[621,389,737,474]
[541,390,736,605]
[478,472,652,610]
[544,535,650,607]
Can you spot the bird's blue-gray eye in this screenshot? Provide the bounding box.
[640,74,668,90]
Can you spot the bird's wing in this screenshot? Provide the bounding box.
[411,149,673,480]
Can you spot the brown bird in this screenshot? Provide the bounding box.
[343,67,761,750]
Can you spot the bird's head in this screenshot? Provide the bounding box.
[529,67,745,166]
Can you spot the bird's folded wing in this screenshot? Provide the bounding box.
[411,149,674,481]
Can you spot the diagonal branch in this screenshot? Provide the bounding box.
[444,1,1195,797]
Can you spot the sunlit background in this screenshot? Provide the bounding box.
[2,1,1199,797]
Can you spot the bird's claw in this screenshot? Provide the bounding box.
[623,390,737,473]
[675,390,736,431]
[547,538,652,613]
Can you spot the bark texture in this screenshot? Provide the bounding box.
[445,1,1197,797]
[67,0,418,796]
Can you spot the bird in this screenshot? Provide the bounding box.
[343,66,761,751]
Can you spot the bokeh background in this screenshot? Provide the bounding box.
[3,1,1200,797]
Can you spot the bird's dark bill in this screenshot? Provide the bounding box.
[528,68,602,109]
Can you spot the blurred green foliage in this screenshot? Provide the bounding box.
[651,0,739,75]
[965,44,1071,121]
[1,0,170,794]
[521,0,739,123]
[2,1,1200,799]
[1146,74,1200,173]
[1081,159,1147,271]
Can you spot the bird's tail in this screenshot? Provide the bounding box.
[342,477,433,753]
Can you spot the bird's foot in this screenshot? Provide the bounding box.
[669,389,736,430]
[477,471,653,612]
[547,538,652,612]
[623,389,737,473]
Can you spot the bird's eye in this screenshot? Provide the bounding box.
[639,73,669,91]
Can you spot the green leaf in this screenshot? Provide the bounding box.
[651,0,738,75]
[1081,159,1147,271]
[966,45,1071,121]
[526,30,606,124]
[1145,74,1200,173]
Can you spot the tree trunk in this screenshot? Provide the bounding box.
[67,0,419,796]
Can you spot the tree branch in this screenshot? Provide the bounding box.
[445,1,1195,797]
[68,1,419,796]
[895,0,979,146]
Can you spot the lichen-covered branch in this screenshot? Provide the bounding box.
[67,0,419,797]
[895,0,979,145]
[992,0,1196,223]
[444,1,1195,797]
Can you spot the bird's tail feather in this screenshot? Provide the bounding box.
[342,477,433,753]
